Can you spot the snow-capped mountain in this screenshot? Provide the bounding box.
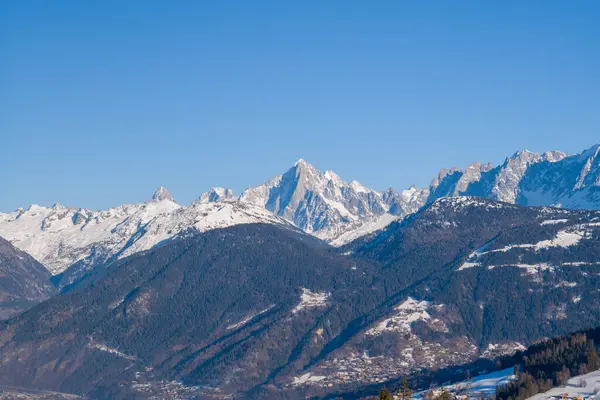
[238,159,392,240]
[425,145,597,208]
[1,144,599,277]
[206,145,599,245]
[518,145,600,208]
[198,160,432,244]
[151,186,176,202]
[0,190,290,279]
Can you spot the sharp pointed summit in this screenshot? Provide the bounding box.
[239,159,390,239]
[151,186,176,203]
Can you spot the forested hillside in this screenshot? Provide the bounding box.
[0,237,56,319]
[0,198,599,399]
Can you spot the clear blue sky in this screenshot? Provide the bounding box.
[2,1,599,211]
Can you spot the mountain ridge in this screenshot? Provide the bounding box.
[1,144,599,277]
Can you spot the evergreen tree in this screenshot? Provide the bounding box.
[397,376,414,400]
[380,385,393,400]
[588,342,600,370]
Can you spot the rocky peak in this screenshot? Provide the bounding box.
[452,161,493,195]
[430,167,462,192]
[239,159,390,235]
[542,150,568,163]
[151,186,176,203]
[573,144,600,191]
[51,202,67,211]
[199,187,236,203]
[490,151,545,203]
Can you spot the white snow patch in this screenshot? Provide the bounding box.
[366,297,431,336]
[292,373,327,386]
[227,305,275,330]
[556,281,578,288]
[458,226,591,272]
[88,341,136,361]
[292,288,330,313]
[486,229,585,254]
[328,213,398,247]
[541,219,569,225]
[457,241,495,271]
[482,342,527,358]
[487,263,554,273]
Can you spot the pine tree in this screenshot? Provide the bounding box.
[587,342,600,370]
[380,385,393,400]
[466,371,472,400]
[397,376,414,400]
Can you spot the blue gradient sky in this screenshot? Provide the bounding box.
[1,1,599,210]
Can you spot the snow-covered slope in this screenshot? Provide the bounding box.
[327,213,399,247]
[413,368,518,399]
[526,369,600,400]
[0,200,178,274]
[0,190,290,277]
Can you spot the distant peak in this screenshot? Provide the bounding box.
[542,150,568,163]
[290,158,320,179]
[152,186,175,203]
[199,187,236,203]
[511,148,537,158]
[293,158,319,171]
[26,204,45,212]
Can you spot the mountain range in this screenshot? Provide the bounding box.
[1,144,599,283]
[0,144,599,398]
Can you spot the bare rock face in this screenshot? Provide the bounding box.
[422,145,598,210]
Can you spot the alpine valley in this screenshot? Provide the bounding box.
[1,144,600,399]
